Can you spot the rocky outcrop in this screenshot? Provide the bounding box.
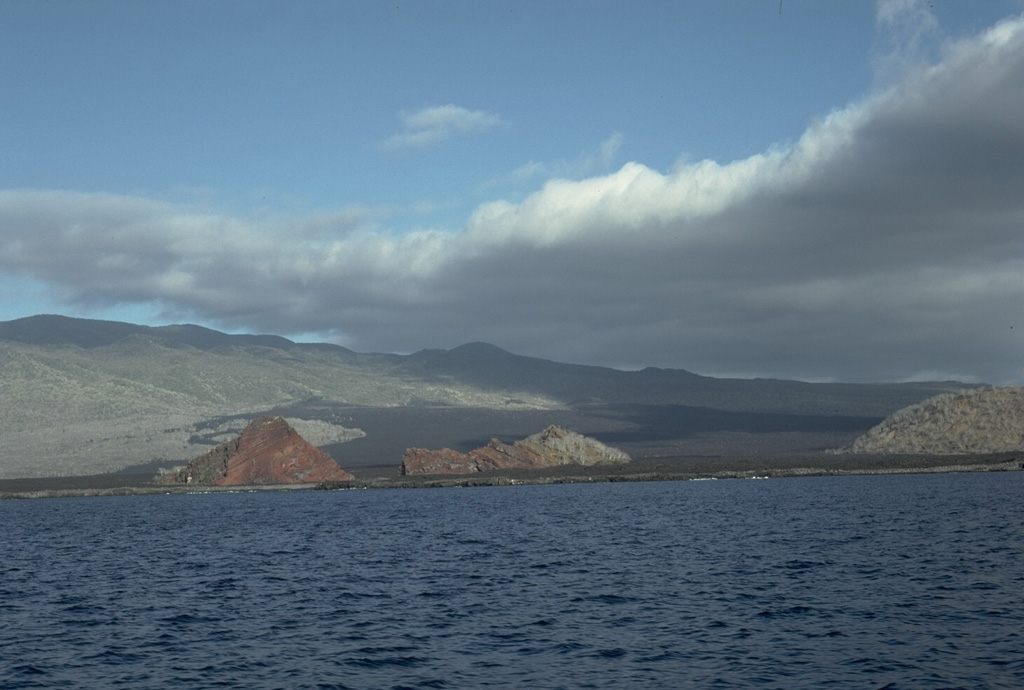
[400,425,630,475]
[167,416,354,485]
[835,386,1024,454]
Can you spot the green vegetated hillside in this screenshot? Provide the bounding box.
[838,387,1024,454]
[0,315,977,479]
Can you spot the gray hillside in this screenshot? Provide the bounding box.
[519,425,630,466]
[0,314,981,479]
[838,387,1024,455]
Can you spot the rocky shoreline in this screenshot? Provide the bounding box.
[2,453,1021,500]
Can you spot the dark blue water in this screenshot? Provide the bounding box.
[1,473,1022,689]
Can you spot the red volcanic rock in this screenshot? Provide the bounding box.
[171,416,354,485]
[400,425,630,476]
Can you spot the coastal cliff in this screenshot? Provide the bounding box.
[836,386,1024,455]
[400,425,629,475]
[167,416,354,485]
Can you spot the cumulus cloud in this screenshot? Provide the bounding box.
[3,16,1024,383]
[381,104,502,151]
[492,133,626,190]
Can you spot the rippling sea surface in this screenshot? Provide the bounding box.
[2,472,1023,689]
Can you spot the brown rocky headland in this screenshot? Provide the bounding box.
[164,416,355,486]
[400,425,630,475]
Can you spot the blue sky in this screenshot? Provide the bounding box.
[2,0,1024,383]
[4,1,882,212]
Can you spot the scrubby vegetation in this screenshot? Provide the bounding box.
[837,387,1024,454]
[0,337,560,478]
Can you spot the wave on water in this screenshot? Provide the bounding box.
[1,473,1023,688]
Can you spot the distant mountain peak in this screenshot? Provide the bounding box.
[448,342,513,357]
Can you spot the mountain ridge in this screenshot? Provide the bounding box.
[0,314,350,353]
[0,314,982,479]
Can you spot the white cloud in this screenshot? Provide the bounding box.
[508,161,547,182]
[575,132,624,176]
[381,104,502,151]
[873,0,942,84]
[3,15,1024,383]
[482,133,627,196]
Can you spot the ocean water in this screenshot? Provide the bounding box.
[1,473,1022,689]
